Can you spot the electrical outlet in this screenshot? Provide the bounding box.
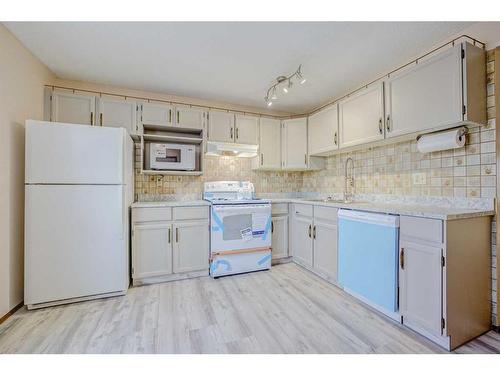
[412,172,426,185]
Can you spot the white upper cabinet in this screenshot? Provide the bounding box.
[208,110,235,143]
[308,104,339,155]
[282,117,308,169]
[51,90,96,126]
[338,83,384,149]
[140,102,174,127]
[174,105,206,130]
[384,44,462,138]
[257,118,281,169]
[234,114,259,145]
[385,42,485,138]
[98,96,138,134]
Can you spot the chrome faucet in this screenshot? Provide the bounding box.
[344,157,354,203]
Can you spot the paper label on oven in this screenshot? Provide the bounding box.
[252,213,268,236]
[154,144,167,157]
[240,227,253,242]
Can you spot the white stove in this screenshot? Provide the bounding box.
[204,181,272,277]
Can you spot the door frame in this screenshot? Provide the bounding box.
[495,46,500,329]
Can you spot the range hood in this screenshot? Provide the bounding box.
[205,141,258,158]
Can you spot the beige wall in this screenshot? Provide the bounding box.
[0,25,54,318]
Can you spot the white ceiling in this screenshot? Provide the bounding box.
[5,22,474,113]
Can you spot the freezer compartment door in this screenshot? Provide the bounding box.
[25,120,125,184]
[210,204,272,252]
[25,185,128,305]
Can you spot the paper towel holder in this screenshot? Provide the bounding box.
[415,126,468,142]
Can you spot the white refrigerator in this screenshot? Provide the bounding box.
[24,120,134,309]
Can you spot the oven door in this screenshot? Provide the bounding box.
[210,203,272,252]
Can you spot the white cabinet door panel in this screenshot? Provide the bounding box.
[175,105,206,130]
[208,110,235,142]
[292,213,313,268]
[133,223,172,279]
[283,118,308,169]
[141,102,173,127]
[339,83,384,148]
[385,45,462,138]
[98,96,138,134]
[313,217,338,282]
[258,118,281,169]
[271,215,288,259]
[308,104,339,155]
[235,114,259,145]
[51,90,96,125]
[400,241,443,337]
[173,221,209,273]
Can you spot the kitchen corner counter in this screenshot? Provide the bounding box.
[131,200,210,208]
[265,198,495,221]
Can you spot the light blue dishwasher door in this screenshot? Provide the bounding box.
[338,209,399,314]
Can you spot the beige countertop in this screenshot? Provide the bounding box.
[131,200,210,208]
[131,197,494,220]
[267,198,495,221]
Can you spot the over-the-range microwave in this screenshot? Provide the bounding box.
[150,142,196,171]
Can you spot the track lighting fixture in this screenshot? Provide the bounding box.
[264,65,306,105]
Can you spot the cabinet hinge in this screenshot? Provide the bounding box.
[441,255,445,267]
[442,317,446,330]
[462,105,466,116]
[461,48,465,59]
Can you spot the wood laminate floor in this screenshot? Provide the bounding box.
[0,263,499,354]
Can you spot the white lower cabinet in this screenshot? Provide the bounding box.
[133,223,173,279]
[271,204,289,260]
[172,220,209,273]
[291,204,338,283]
[399,215,491,350]
[132,205,209,285]
[399,239,443,338]
[311,208,338,282]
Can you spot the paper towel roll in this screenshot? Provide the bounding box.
[416,127,467,153]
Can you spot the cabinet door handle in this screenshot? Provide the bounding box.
[386,115,391,132]
[176,227,179,243]
[304,154,307,166]
[271,221,274,233]
[334,132,338,146]
[230,127,233,139]
[308,224,311,238]
[400,248,405,269]
[313,225,316,239]
[168,228,171,243]
[378,118,383,134]
[236,127,239,140]
[177,110,180,124]
[100,113,103,126]
[90,112,94,125]
[261,153,264,166]
[169,109,172,123]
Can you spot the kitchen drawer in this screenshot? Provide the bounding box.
[314,206,338,222]
[133,207,172,223]
[272,203,289,215]
[173,206,209,221]
[400,215,443,244]
[292,203,313,217]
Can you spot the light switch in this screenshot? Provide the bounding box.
[412,172,426,185]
